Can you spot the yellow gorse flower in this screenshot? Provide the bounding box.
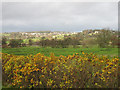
[31,78,34,83]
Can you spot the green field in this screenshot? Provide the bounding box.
[2,46,118,57]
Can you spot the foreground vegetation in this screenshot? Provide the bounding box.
[2,52,119,88]
[2,46,118,57]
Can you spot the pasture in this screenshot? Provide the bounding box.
[2,46,118,58]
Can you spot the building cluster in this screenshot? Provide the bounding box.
[20,31,77,39]
[2,31,78,39]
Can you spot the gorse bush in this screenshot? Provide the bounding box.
[2,52,119,88]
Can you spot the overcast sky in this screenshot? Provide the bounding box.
[2,2,118,32]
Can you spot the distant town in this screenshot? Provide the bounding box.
[1,31,77,40]
[1,29,118,40]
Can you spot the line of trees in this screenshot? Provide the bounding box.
[39,37,80,48]
[2,38,26,48]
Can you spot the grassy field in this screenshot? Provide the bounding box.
[2,46,118,57]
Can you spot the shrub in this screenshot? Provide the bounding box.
[2,52,119,88]
[9,39,23,48]
[2,37,7,48]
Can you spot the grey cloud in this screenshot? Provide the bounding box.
[2,2,118,32]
